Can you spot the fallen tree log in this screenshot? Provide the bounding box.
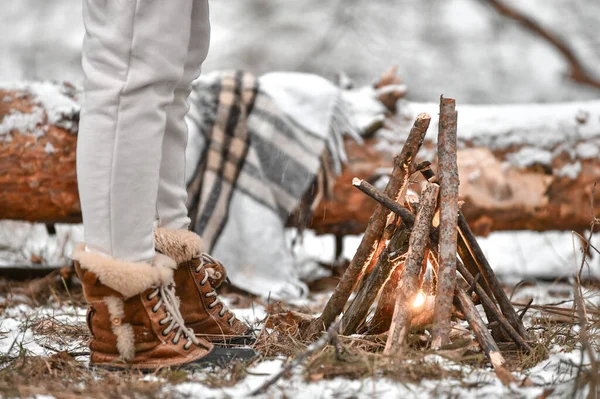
[1,82,600,235]
[311,101,600,236]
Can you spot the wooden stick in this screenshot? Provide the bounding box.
[456,263,532,352]
[454,289,516,386]
[457,213,530,339]
[384,182,439,355]
[251,321,341,396]
[357,113,433,291]
[352,178,417,226]
[341,222,410,335]
[419,163,504,337]
[431,96,460,348]
[304,114,431,337]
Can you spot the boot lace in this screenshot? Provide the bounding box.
[195,253,237,326]
[148,284,205,350]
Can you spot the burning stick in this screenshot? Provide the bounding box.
[385,182,439,355]
[368,262,402,334]
[341,220,410,335]
[304,114,431,337]
[432,96,460,348]
[454,289,516,386]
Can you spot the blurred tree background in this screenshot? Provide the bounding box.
[2,0,599,103]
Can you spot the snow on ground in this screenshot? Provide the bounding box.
[0,283,596,398]
[1,222,599,283]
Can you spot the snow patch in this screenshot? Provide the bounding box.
[575,142,600,159]
[0,107,45,137]
[556,162,582,179]
[0,81,80,138]
[44,142,56,154]
[505,147,553,168]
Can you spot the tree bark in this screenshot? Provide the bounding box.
[431,96,459,348]
[1,84,600,236]
[0,83,80,223]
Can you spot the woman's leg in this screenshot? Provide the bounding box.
[156,0,211,230]
[77,0,194,262]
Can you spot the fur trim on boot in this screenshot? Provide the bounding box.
[71,244,176,298]
[154,228,204,264]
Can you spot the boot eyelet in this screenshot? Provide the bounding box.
[162,330,168,337]
[172,338,180,345]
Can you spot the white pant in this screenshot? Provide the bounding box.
[77,0,210,262]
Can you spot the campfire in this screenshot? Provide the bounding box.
[300,96,531,385]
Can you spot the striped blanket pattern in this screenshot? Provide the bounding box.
[186,71,335,255]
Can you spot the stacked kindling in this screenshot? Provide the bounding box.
[304,97,531,385]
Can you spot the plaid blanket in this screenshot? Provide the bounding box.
[184,71,358,299]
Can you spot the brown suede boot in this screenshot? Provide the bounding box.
[72,244,225,370]
[155,228,255,345]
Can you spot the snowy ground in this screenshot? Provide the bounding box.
[0,282,597,398]
[2,221,599,282]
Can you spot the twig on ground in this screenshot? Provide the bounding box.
[251,321,341,396]
[432,95,459,349]
[385,182,439,355]
[517,298,534,321]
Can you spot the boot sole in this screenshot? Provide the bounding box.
[90,346,258,373]
[203,334,257,346]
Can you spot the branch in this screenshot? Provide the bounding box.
[481,0,600,90]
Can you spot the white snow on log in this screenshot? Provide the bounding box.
[0,81,80,137]
[505,147,553,168]
[394,100,600,174]
[399,100,600,147]
[43,142,55,154]
[557,162,582,179]
[575,142,600,159]
[0,106,45,137]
